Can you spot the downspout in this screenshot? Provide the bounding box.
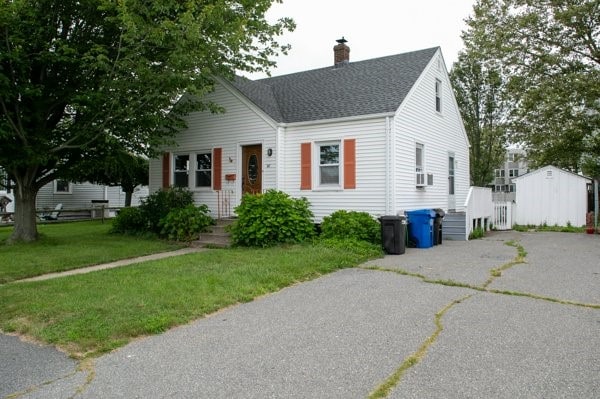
[385,116,394,215]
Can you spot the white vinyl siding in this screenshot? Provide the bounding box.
[283,117,387,222]
[149,82,278,215]
[36,182,147,209]
[393,50,470,214]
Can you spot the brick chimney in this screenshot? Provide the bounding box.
[333,37,350,65]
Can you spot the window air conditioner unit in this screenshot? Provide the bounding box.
[427,173,434,186]
[416,172,426,187]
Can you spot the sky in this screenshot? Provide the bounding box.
[248,0,476,79]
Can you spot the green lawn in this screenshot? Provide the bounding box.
[0,221,183,283]
[0,240,381,358]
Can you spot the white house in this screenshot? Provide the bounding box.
[36,179,148,213]
[513,165,592,227]
[149,40,471,238]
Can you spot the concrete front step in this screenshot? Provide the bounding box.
[193,218,235,248]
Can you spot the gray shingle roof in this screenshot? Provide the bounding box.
[232,47,439,123]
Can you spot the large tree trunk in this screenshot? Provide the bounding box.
[8,182,39,243]
[124,190,133,207]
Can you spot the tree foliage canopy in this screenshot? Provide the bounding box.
[463,0,599,175]
[0,0,293,241]
[450,49,508,186]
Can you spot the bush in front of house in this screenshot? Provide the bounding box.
[230,190,315,247]
[159,204,213,242]
[139,186,195,234]
[320,210,381,244]
[111,187,206,239]
[110,207,146,235]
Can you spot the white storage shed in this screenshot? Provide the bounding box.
[513,165,591,227]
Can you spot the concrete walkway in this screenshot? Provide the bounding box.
[1,232,599,398]
[15,247,206,283]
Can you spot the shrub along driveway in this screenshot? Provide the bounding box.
[2,232,599,398]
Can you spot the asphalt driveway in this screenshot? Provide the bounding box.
[2,231,599,398]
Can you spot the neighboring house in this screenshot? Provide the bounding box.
[149,40,471,238]
[513,165,591,227]
[490,148,529,202]
[0,168,14,214]
[36,179,148,213]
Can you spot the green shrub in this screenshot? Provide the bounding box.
[469,227,485,239]
[110,207,146,235]
[231,190,315,247]
[320,210,381,244]
[140,187,195,233]
[159,204,213,241]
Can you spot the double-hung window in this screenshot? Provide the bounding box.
[173,154,190,188]
[54,179,72,194]
[448,155,455,195]
[318,141,340,186]
[195,153,212,188]
[416,143,425,186]
[435,79,442,113]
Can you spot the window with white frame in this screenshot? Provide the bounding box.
[173,154,190,188]
[448,155,455,195]
[495,169,505,178]
[416,143,425,185]
[195,152,212,188]
[435,79,442,112]
[54,179,72,194]
[318,141,340,186]
[509,169,519,178]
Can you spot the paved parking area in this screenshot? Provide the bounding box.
[2,231,599,398]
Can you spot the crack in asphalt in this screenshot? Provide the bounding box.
[367,294,474,399]
[363,239,599,398]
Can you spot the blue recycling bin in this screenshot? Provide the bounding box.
[406,209,436,248]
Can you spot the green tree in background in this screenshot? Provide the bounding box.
[450,50,508,186]
[463,0,599,174]
[0,0,294,242]
[66,146,149,207]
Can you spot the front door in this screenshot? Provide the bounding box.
[242,145,262,195]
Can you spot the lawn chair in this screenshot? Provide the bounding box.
[40,203,63,221]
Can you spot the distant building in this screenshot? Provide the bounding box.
[490,148,529,201]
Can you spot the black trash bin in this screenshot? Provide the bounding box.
[433,208,445,245]
[380,216,406,255]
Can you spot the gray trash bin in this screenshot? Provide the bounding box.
[380,216,407,255]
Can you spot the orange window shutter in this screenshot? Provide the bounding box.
[162,153,170,188]
[300,143,312,190]
[213,148,222,191]
[344,139,356,189]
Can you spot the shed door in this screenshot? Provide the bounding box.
[242,145,262,195]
